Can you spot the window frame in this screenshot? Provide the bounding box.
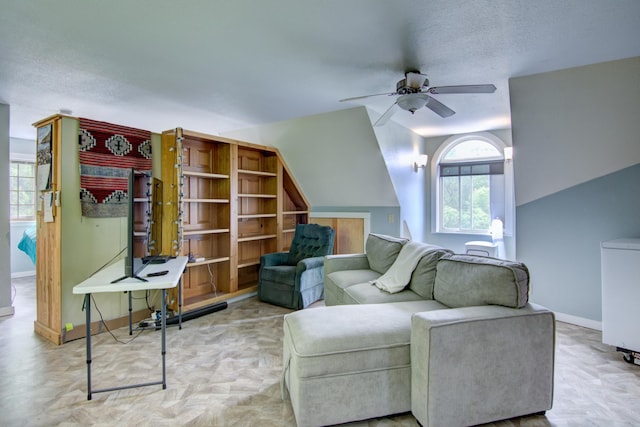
[431,132,513,236]
[9,154,37,222]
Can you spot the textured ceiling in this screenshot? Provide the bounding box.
[1,0,639,140]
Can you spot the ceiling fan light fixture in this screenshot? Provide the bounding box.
[397,94,429,113]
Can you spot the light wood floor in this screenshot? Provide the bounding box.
[2,276,640,426]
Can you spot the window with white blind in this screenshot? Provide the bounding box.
[432,133,513,235]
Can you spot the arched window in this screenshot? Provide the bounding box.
[432,132,513,235]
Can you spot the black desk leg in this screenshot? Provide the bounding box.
[178,278,183,330]
[128,291,133,335]
[161,288,167,389]
[85,293,92,400]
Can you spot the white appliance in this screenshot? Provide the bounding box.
[601,238,640,364]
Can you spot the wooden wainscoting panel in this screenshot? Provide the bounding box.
[310,216,365,254]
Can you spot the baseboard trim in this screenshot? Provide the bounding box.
[11,270,36,278]
[226,291,257,305]
[0,305,15,317]
[555,311,602,331]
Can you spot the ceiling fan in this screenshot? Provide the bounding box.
[339,71,496,126]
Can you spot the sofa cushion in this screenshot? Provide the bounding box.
[327,269,382,292]
[408,247,453,299]
[282,299,448,426]
[365,233,408,274]
[344,282,426,304]
[433,254,530,309]
[283,300,449,378]
[325,269,382,305]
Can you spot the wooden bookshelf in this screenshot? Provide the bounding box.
[161,129,309,313]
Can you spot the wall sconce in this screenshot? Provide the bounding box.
[504,147,513,161]
[413,154,428,172]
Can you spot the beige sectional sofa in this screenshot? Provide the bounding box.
[281,234,555,427]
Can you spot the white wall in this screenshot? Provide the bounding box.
[0,104,14,316]
[511,57,640,324]
[369,109,427,241]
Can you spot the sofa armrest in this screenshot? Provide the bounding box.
[297,256,325,272]
[411,303,555,427]
[260,252,289,267]
[294,256,324,300]
[324,253,370,275]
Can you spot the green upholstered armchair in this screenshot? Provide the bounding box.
[258,223,336,309]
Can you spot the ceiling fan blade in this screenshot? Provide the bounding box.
[374,102,399,126]
[339,92,397,102]
[425,96,456,118]
[428,84,497,94]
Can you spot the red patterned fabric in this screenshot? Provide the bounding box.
[78,118,153,217]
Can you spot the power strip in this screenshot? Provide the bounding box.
[139,320,157,328]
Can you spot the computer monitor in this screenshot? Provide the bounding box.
[111,168,147,283]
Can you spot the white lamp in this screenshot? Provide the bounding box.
[504,146,513,161]
[413,154,428,172]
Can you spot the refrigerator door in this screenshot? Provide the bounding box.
[601,238,640,250]
[601,239,640,351]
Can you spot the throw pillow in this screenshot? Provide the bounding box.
[433,254,530,308]
[408,247,453,299]
[373,241,433,293]
[365,233,408,274]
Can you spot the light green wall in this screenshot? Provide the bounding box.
[58,117,162,328]
[225,107,399,208]
[225,107,404,236]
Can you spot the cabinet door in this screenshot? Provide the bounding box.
[310,217,365,254]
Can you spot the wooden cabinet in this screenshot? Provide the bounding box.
[161,129,309,312]
[32,114,160,344]
[33,116,63,344]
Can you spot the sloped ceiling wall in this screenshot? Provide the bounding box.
[511,57,640,207]
[225,106,399,208]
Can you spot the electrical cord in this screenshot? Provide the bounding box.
[206,262,218,297]
[80,247,173,343]
[89,294,147,345]
[88,246,127,278]
[81,248,156,345]
[129,289,156,312]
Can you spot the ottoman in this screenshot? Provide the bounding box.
[281,300,447,427]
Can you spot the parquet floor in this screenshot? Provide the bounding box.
[1,276,640,426]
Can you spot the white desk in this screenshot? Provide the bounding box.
[73,256,188,400]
